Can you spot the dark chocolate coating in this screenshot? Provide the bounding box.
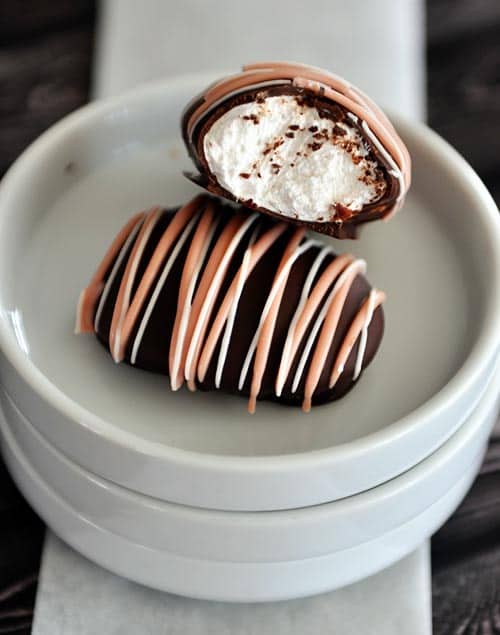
[92,197,384,408]
[182,85,401,240]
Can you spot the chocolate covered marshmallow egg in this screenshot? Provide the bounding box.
[76,195,385,412]
[182,62,411,239]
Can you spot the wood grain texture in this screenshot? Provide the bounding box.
[0,28,94,178]
[0,3,95,632]
[0,1,94,43]
[428,1,500,632]
[427,1,500,202]
[0,462,43,635]
[427,0,500,45]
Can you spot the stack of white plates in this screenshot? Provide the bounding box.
[0,77,499,602]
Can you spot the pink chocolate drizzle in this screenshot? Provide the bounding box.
[75,211,146,334]
[77,195,385,412]
[185,61,411,216]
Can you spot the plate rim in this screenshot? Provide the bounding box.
[0,366,496,561]
[0,72,499,472]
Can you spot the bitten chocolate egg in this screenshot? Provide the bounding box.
[182,62,411,239]
[76,195,385,412]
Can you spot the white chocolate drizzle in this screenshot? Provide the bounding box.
[109,206,163,363]
[184,62,411,221]
[215,225,260,389]
[94,218,143,333]
[184,212,259,391]
[77,195,385,412]
[130,210,202,365]
[169,206,219,390]
[275,245,334,397]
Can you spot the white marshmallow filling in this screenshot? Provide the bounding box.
[203,95,388,223]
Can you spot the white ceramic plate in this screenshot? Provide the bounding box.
[0,405,482,602]
[1,365,498,563]
[0,75,499,511]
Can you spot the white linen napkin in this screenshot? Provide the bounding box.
[93,0,425,120]
[33,1,428,633]
[33,535,431,635]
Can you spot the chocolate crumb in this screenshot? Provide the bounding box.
[317,108,331,120]
[308,126,318,133]
[289,124,300,131]
[335,204,354,221]
[285,132,295,139]
[332,124,346,136]
[309,142,322,152]
[242,114,260,125]
[239,172,251,179]
[341,141,355,153]
[257,172,262,178]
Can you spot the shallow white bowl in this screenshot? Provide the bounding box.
[0,74,499,511]
[0,404,484,602]
[0,365,498,564]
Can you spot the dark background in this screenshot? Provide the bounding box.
[0,1,499,632]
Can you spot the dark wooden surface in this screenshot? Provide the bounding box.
[0,1,499,632]
[0,4,96,633]
[428,2,500,633]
